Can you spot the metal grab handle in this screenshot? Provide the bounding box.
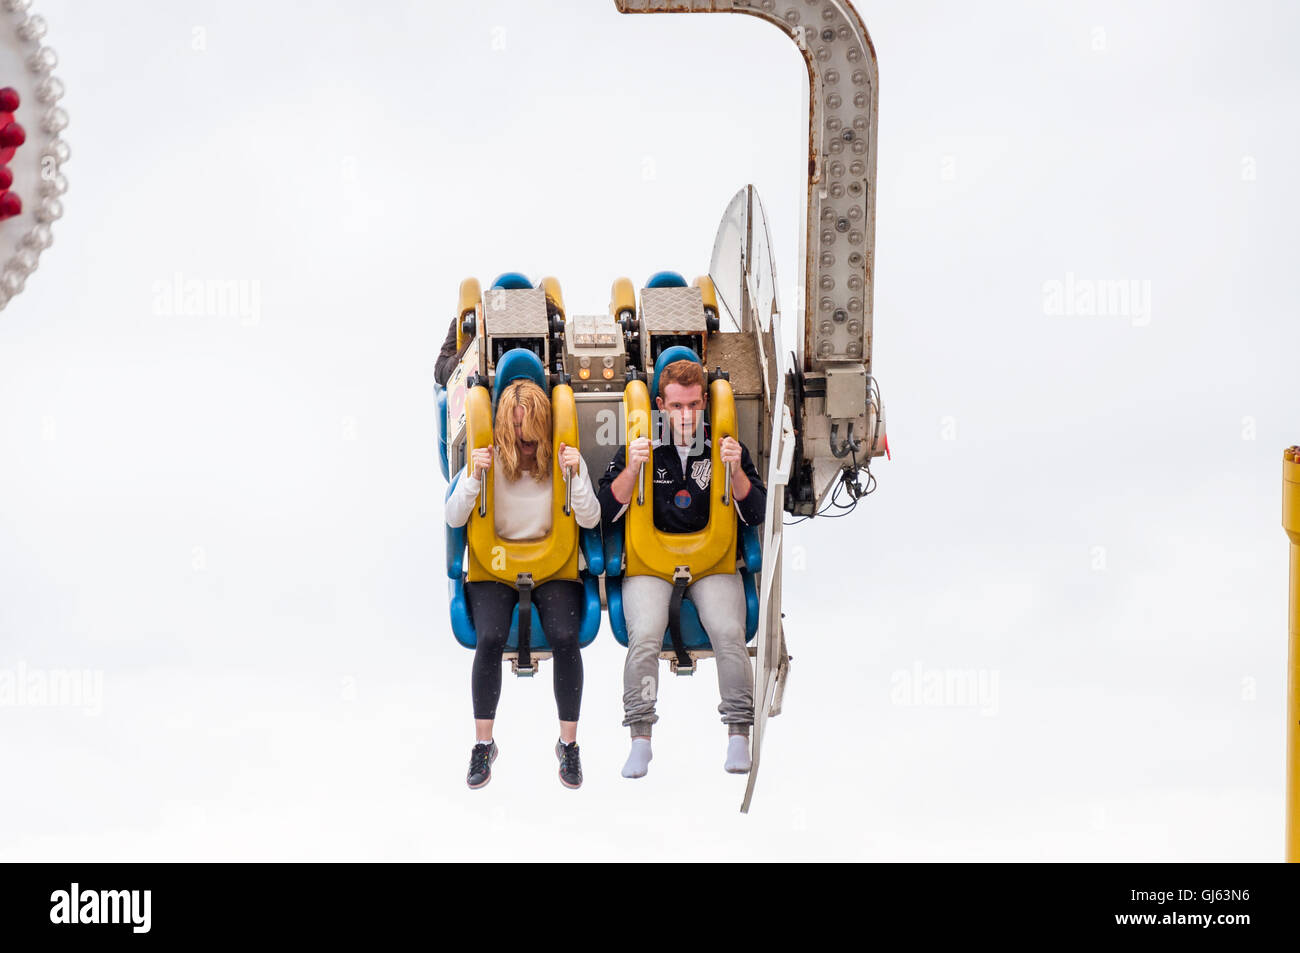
[563,465,573,517]
[473,451,489,518]
[636,461,645,506]
[722,460,732,507]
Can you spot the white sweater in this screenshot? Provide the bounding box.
[447,454,601,539]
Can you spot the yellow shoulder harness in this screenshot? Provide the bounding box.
[623,375,738,582]
[464,381,581,587]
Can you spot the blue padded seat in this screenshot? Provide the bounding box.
[645,270,688,289]
[447,469,604,652]
[435,384,450,481]
[650,344,705,401]
[491,272,534,290]
[604,521,761,649]
[493,347,549,408]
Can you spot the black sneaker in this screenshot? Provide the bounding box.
[467,741,498,789]
[555,740,582,789]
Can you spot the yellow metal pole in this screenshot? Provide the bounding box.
[1284,446,1300,862]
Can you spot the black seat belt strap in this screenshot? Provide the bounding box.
[668,566,693,673]
[515,572,535,674]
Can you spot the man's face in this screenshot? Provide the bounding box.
[657,382,705,445]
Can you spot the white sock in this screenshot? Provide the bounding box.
[725,735,751,774]
[476,739,493,747]
[622,738,652,779]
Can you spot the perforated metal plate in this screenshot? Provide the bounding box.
[705,332,762,397]
[640,286,706,334]
[482,287,548,337]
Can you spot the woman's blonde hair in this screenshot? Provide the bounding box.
[494,379,552,482]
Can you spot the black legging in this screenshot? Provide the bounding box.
[466,579,585,722]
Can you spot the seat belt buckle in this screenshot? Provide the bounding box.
[513,572,538,676]
[668,565,695,674]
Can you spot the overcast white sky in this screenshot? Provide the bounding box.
[0,0,1296,860]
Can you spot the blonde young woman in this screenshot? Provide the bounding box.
[446,379,601,790]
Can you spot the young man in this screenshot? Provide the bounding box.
[597,359,767,779]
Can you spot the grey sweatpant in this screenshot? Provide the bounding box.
[621,572,754,737]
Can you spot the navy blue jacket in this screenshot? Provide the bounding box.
[597,423,767,533]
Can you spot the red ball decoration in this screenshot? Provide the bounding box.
[0,122,25,149]
[0,90,29,225]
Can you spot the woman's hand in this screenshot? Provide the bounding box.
[469,446,493,480]
[557,442,582,473]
